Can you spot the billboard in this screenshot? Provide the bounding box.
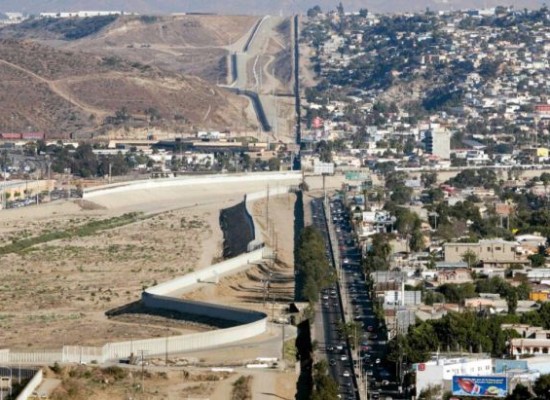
[452,376,508,398]
[313,161,334,175]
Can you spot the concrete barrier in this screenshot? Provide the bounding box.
[15,369,42,400]
[83,172,301,199]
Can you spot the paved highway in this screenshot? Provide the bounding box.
[311,198,358,400]
[330,197,408,400]
[313,196,407,400]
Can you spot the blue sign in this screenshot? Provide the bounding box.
[452,376,508,398]
[494,359,528,373]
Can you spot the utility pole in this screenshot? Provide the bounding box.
[265,184,270,230]
[47,159,51,201]
[281,323,285,365]
[141,349,145,394]
[108,162,112,184]
[165,337,168,366]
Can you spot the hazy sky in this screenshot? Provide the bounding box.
[0,0,545,15]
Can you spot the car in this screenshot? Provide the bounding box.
[375,358,381,364]
[370,334,378,339]
[326,345,334,352]
[379,369,391,379]
[367,326,374,332]
[340,355,348,361]
[342,370,351,377]
[381,380,390,386]
[329,359,336,366]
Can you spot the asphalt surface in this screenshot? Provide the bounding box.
[313,197,406,400]
[311,198,358,400]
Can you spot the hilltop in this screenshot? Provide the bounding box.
[0,39,256,138]
[0,14,259,83]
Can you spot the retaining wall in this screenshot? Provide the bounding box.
[145,249,265,297]
[101,318,266,361]
[15,369,43,400]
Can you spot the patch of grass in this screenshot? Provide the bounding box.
[0,213,143,256]
[231,375,252,400]
[283,339,297,365]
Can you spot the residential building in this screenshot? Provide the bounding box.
[424,125,451,160]
[444,240,529,268]
[414,357,493,394]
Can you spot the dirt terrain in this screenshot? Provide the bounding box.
[40,363,296,400]
[0,39,256,137]
[0,200,223,349]
[185,193,296,319]
[59,15,259,83]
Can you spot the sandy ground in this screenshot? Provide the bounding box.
[0,201,223,349]
[0,176,308,351]
[185,193,296,317]
[39,363,297,400]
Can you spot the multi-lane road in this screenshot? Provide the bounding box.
[311,198,358,399]
[312,196,403,400]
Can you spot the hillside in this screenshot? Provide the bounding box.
[0,39,256,138]
[0,14,259,83]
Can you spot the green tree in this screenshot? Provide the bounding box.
[438,283,476,304]
[529,253,546,268]
[505,383,533,400]
[507,290,518,315]
[307,5,322,18]
[462,250,479,268]
[296,226,333,303]
[311,360,339,400]
[418,385,443,400]
[409,229,425,252]
[421,172,438,187]
[533,374,550,399]
[267,157,281,171]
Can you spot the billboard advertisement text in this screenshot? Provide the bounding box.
[452,376,507,398]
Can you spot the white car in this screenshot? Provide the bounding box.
[340,354,348,361]
[342,370,351,377]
